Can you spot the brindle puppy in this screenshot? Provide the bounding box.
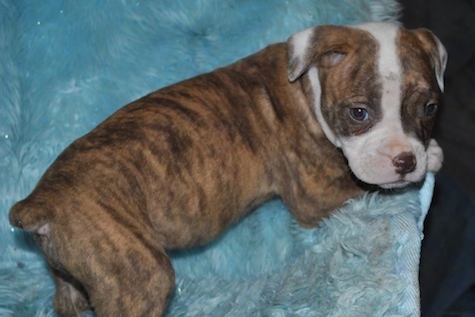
[10,23,446,316]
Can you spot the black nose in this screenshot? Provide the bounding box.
[392,152,417,174]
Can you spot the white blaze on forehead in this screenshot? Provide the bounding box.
[353,23,402,132]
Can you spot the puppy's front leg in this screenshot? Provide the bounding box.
[282,172,363,227]
[427,139,443,173]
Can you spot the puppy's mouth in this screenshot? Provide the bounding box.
[346,157,420,190]
[348,167,415,191]
[378,180,411,189]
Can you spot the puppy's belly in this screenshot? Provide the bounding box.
[148,185,274,249]
[145,157,274,248]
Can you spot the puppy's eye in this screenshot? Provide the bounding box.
[349,107,369,122]
[424,103,438,117]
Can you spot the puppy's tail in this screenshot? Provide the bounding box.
[9,196,52,233]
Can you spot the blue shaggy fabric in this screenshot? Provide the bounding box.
[0,0,433,316]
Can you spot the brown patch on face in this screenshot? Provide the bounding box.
[397,28,444,145]
[314,27,383,137]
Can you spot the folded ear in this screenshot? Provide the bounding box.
[287,25,350,82]
[412,28,448,91]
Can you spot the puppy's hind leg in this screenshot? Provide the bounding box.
[30,223,92,316]
[84,231,175,317]
[52,268,91,317]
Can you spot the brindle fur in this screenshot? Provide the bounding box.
[11,33,374,315]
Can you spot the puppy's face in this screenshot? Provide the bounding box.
[287,23,447,188]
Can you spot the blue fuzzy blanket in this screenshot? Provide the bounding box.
[1,1,433,316]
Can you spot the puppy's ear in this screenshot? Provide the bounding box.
[287,25,349,82]
[412,28,448,91]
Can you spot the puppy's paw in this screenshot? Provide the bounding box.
[427,139,443,173]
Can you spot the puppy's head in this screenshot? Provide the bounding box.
[287,22,447,189]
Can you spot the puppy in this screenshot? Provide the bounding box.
[10,22,446,316]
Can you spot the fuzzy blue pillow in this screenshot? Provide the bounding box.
[0,1,432,316]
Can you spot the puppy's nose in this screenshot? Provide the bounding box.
[392,151,416,174]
